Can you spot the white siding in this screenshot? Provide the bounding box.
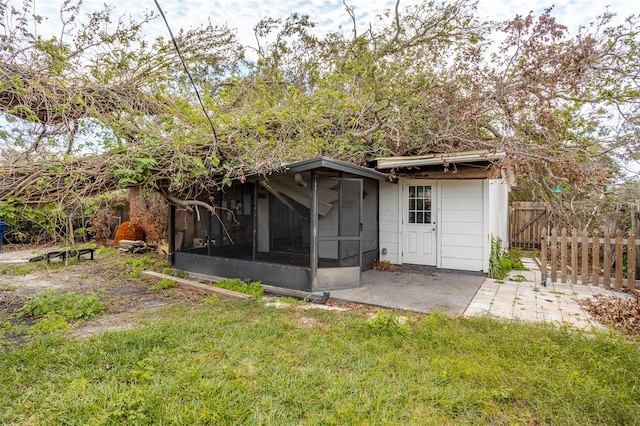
[488,179,509,250]
[378,181,401,264]
[440,180,484,271]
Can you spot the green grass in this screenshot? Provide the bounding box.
[1,302,639,424]
[214,278,264,299]
[149,278,179,291]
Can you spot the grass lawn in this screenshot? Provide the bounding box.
[1,297,640,424]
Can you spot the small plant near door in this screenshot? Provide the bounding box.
[489,237,526,281]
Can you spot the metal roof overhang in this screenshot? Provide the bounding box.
[281,156,389,181]
[374,150,506,170]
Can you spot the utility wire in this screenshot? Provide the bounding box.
[153,0,219,149]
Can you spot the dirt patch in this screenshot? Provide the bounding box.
[0,249,207,347]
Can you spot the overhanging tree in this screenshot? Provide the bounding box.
[1,0,639,238]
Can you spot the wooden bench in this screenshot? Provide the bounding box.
[29,248,96,263]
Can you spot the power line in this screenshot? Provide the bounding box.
[153,0,219,150]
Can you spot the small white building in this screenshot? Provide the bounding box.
[169,151,511,292]
[374,150,510,273]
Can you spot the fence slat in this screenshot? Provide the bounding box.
[540,227,639,288]
[628,232,636,289]
[581,228,589,285]
[592,230,600,287]
[571,229,578,284]
[551,228,558,284]
[615,230,623,289]
[540,227,547,282]
[560,228,568,284]
[603,230,611,288]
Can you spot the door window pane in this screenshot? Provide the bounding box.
[407,185,432,224]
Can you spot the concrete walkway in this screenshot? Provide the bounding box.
[0,247,63,264]
[463,258,634,329]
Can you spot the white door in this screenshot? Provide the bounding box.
[403,181,436,265]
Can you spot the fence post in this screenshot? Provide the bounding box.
[551,228,558,284]
[615,230,623,289]
[560,228,568,284]
[540,227,547,282]
[603,229,611,288]
[628,232,636,289]
[592,230,600,287]
[581,228,589,285]
[635,201,640,281]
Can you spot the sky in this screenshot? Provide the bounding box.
[29,0,637,49]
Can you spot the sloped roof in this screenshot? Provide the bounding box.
[280,156,389,181]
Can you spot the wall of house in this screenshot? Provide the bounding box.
[440,180,485,271]
[378,181,401,264]
[488,179,509,250]
[361,178,379,255]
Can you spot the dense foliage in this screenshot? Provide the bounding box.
[1,0,639,227]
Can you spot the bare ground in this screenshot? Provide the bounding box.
[0,248,206,346]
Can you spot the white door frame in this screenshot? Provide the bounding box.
[401,179,438,266]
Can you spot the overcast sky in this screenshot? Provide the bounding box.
[28,0,637,48]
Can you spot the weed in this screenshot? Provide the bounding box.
[368,310,408,336]
[0,265,30,276]
[121,254,164,278]
[1,285,17,291]
[203,295,221,306]
[161,267,188,278]
[509,274,528,282]
[149,278,178,291]
[214,278,264,299]
[19,289,106,320]
[489,237,527,280]
[28,316,70,335]
[279,296,304,305]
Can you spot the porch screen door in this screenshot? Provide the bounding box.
[315,178,362,290]
[403,182,437,265]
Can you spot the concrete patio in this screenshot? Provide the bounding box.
[322,259,634,330]
[325,266,486,315]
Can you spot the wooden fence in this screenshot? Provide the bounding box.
[510,202,547,249]
[540,227,639,289]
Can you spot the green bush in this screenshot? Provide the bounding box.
[214,278,263,299]
[19,289,106,320]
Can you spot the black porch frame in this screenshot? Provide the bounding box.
[169,157,389,292]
